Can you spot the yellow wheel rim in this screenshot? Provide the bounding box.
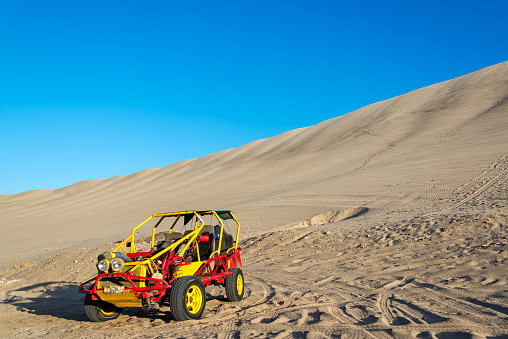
[98,302,118,317]
[236,274,244,295]
[185,285,203,314]
[99,309,117,317]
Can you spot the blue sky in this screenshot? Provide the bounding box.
[1,1,507,195]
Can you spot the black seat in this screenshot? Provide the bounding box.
[218,230,234,255]
[197,225,215,259]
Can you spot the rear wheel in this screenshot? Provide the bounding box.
[225,267,244,302]
[84,294,122,322]
[170,276,206,321]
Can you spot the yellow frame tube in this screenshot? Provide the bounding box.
[113,215,154,253]
[111,210,239,260]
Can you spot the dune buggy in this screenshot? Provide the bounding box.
[79,210,244,321]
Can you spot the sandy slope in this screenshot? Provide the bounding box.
[0,61,507,338]
[0,62,507,263]
[1,212,506,338]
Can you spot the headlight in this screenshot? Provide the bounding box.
[110,258,124,272]
[97,259,109,272]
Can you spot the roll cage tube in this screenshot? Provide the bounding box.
[111,210,241,260]
[111,211,204,254]
[114,214,155,254]
[208,210,241,257]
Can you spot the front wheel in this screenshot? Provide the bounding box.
[225,267,244,302]
[84,294,122,322]
[170,276,206,321]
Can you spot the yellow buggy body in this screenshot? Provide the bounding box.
[79,210,244,321]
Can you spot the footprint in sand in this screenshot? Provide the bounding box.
[250,315,292,324]
[293,309,322,326]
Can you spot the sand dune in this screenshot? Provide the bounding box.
[0,61,507,338]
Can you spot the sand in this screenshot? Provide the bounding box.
[0,61,507,338]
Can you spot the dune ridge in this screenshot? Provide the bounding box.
[0,61,506,262]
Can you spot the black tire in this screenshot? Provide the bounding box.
[84,294,122,322]
[225,267,244,302]
[170,276,206,321]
